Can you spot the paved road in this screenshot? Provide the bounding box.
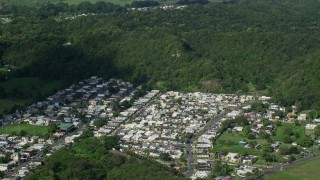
[185,100,257,178]
[261,153,320,176]
[185,141,194,177]
[184,109,234,177]
[112,93,161,135]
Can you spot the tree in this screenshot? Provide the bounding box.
[262,145,273,153]
[234,116,249,126]
[283,126,293,136]
[262,118,271,126]
[131,0,160,8]
[263,153,277,162]
[259,131,270,139]
[103,136,120,150]
[212,160,232,176]
[48,124,57,133]
[0,153,11,163]
[283,135,293,143]
[294,120,300,126]
[160,153,172,161]
[78,127,93,139]
[247,133,256,139]
[298,135,314,147]
[19,130,28,136]
[274,111,286,119]
[315,125,320,137]
[220,119,233,132]
[288,146,300,154]
[93,117,109,128]
[280,146,289,155]
[288,155,296,162]
[243,126,251,136]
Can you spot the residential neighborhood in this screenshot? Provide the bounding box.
[0,77,320,179]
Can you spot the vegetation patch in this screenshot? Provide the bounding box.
[0,123,53,136]
[0,77,62,115]
[264,156,320,180]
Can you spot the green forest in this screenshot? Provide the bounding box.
[1,0,320,115]
[26,136,185,179]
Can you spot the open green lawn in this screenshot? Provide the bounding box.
[0,77,62,115]
[215,131,269,145]
[212,131,268,157]
[264,156,320,180]
[212,144,263,157]
[0,123,52,136]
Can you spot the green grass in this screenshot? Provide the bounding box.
[215,131,270,146]
[247,82,256,92]
[0,123,52,136]
[212,144,264,157]
[0,77,62,115]
[273,124,305,142]
[264,156,320,180]
[212,131,269,157]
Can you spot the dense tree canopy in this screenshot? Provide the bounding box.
[27,136,185,179]
[1,0,320,113]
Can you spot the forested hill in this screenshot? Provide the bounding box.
[1,0,320,111]
[26,136,186,180]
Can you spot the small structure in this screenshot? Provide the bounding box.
[57,123,75,134]
[298,114,307,121]
[306,124,317,130]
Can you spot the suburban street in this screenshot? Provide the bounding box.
[185,141,194,177]
[185,99,256,177]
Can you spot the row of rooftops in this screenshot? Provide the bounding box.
[116,91,253,161]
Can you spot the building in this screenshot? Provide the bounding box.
[57,123,75,134]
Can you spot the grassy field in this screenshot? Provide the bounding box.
[273,124,305,142]
[264,156,320,180]
[0,123,52,136]
[212,128,306,166]
[212,131,269,157]
[0,77,62,115]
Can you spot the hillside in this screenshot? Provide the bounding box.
[1,0,320,114]
[26,136,186,180]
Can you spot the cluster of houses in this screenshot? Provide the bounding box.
[0,77,138,178]
[116,92,254,167]
[2,74,320,179]
[191,96,255,179]
[91,89,160,137]
[191,97,320,179]
[130,5,187,11]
